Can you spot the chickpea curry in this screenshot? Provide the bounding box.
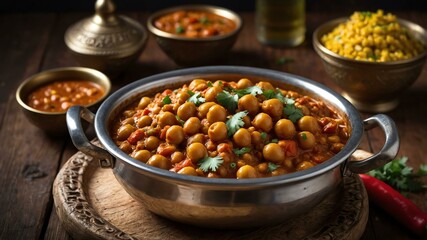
[111,78,350,179]
[27,80,105,112]
[154,10,237,38]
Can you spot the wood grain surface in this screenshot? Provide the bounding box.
[0,11,426,240]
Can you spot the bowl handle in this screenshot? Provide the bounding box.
[348,114,400,173]
[66,105,115,168]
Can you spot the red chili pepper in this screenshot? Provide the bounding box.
[359,174,427,237]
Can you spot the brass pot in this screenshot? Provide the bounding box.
[65,0,147,78]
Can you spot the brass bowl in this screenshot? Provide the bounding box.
[16,67,111,136]
[147,5,242,66]
[313,18,427,112]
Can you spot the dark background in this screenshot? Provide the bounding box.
[2,0,426,13]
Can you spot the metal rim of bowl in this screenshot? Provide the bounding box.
[147,4,243,42]
[16,67,111,115]
[95,65,363,189]
[312,17,427,66]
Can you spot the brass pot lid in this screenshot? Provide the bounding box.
[65,0,147,58]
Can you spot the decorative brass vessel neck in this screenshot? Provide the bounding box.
[93,0,118,25]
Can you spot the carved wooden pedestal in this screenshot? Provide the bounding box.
[53,144,369,240]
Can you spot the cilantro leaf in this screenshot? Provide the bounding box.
[217,90,239,112]
[276,56,294,65]
[268,162,278,172]
[175,115,185,126]
[162,95,172,104]
[368,156,427,192]
[283,104,303,123]
[233,147,251,156]
[263,89,276,99]
[226,111,248,137]
[187,92,205,106]
[233,86,263,98]
[260,132,267,140]
[198,156,224,172]
[175,25,184,34]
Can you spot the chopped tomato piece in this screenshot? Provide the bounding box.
[279,140,298,157]
[323,121,338,134]
[127,129,145,145]
[159,125,171,140]
[172,159,194,172]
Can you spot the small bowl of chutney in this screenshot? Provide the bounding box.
[16,67,111,136]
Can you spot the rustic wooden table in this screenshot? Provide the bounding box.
[0,10,426,240]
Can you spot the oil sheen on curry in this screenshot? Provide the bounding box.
[154,10,237,38]
[111,78,350,179]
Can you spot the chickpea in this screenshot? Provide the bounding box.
[198,102,216,118]
[251,131,262,145]
[189,79,208,91]
[213,80,224,88]
[238,94,259,116]
[207,105,227,124]
[271,167,287,177]
[166,125,185,145]
[121,117,134,125]
[145,136,160,150]
[298,116,320,133]
[157,111,177,128]
[136,115,152,128]
[233,128,251,147]
[242,116,251,128]
[183,117,201,135]
[274,119,296,139]
[171,151,185,164]
[147,154,170,170]
[237,78,253,89]
[137,97,151,109]
[297,131,316,150]
[256,81,274,90]
[187,133,205,145]
[178,166,198,176]
[204,86,222,102]
[296,161,315,171]
[263,143,285,163]
[119,141,132,153]
[261,99,283,119]
[236,165,257,179]
[208,122,228,142]
[187,142,207,162]
[116,124,136,141]
[256,162,269,174]
[327,135,340,143]
[133,150,151,163]
[252,113,273,132]
[176,90,190,104]
[331,143,345,153]
[177,102,197,121]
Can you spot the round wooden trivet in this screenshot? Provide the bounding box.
[53,140,369,240]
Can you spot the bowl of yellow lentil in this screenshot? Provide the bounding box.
[313,10,427,112]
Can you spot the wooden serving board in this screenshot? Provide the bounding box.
[53,141,369,240]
